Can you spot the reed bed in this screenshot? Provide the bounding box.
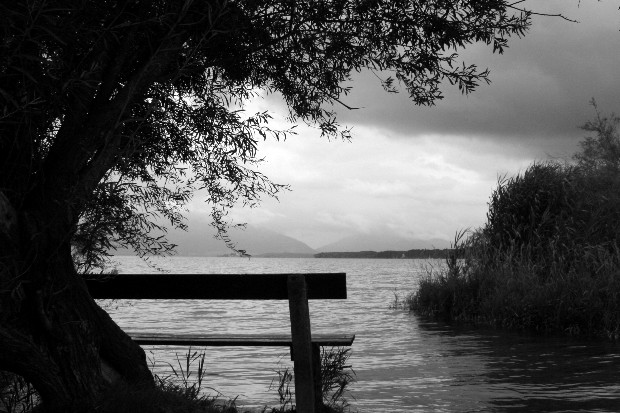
[409,160,620,339]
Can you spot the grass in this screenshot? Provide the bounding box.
[1,346,356,413]
[266,346,356,413]
[319,347,355,412]
[410,244,620,339]
[267,359,294,412]
[97,381,239,413]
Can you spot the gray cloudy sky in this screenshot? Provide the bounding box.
[188,0,620,249]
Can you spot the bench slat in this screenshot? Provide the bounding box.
[129,333,355,347]
[87,273,347,300]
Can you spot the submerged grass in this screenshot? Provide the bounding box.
[409,235,620,338]
[266,346,356,413]
[1,346,356,413]
[319,347,356,412]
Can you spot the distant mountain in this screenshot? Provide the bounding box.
[316,232,450,252]
[315,249,452,259]
[165,222,317,257]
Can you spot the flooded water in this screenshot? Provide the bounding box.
[106,256,620,412]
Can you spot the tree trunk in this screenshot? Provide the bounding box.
[0,194,153,412]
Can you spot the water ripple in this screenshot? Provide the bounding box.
[106,256,620,412]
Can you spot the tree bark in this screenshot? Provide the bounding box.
[0,193,153,412]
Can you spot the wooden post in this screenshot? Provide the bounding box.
[287,274,315,413]
[312,343,323,412]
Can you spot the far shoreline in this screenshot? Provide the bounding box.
[112,248,454,259]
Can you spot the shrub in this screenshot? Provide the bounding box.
[409,112,620,339]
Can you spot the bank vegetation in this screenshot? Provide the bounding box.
[409,103,620,339]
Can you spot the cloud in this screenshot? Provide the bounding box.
[215,126,535,247]
[308,0,620,151]
[343,178,412,197]
[179,1,620,249]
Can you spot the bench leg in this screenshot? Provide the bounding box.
[312,343,323,413]
[290,343,323,412]
[288,274,315,413]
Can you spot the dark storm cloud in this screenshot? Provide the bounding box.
[326,1,620,153]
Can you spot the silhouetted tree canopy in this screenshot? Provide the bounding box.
[1,0,532,268]
[0,2,540,410]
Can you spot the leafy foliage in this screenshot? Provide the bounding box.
[575,99,620,174]
[0,1,532,269]
[0,371,38,413]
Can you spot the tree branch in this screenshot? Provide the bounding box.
[507,1,579,23]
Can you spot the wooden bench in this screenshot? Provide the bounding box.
[86,273,354,413]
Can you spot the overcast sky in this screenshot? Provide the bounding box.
[187,0,620,249]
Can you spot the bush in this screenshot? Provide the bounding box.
[409,116,620,339]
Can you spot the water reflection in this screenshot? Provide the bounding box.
[407,319,620,412]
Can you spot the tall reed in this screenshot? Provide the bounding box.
[267,346,356,413]
[409,161,620,339]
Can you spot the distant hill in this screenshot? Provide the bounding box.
[316,232,450,252]
[165,222,317,257]
[315,249,452,259]
[112,221,451,258]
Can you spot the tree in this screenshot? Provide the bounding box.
[0,1,534,410]
[574,99,620,175]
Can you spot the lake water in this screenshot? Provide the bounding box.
[107,256,620,412]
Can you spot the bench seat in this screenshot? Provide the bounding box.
[129,332,355,347]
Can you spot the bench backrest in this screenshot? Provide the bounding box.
[86,273,347,300]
